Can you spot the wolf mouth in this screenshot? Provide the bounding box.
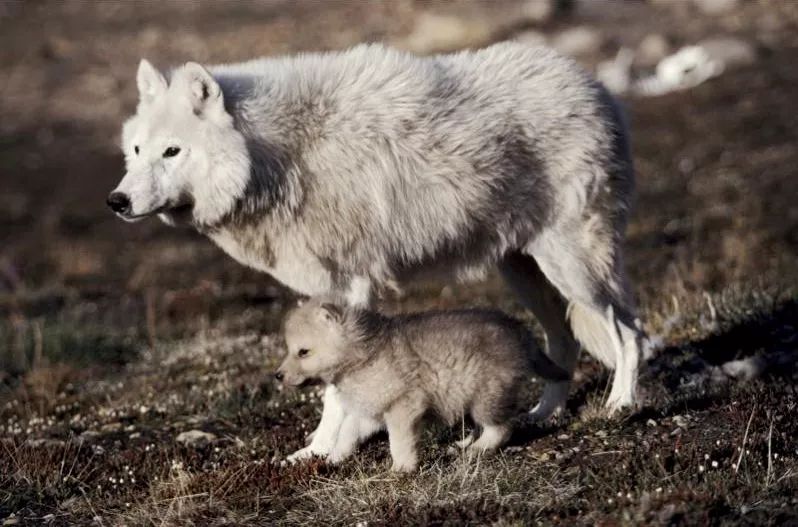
[117,198,195,222]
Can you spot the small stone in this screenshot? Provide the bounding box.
[78,430,100,443]
[24,438,65,448]
[647,419,657,427]
[520,0,559,23]
[514,30,547,48]
[637,34,670,67]
[595,430,608,438]
[99,422,122,433]
[699,37,756,69]
[551,26,603,58]
[176,430,217,447]
[692,0,740,16]
[399,12,491,53]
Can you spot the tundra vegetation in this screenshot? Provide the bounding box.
[1,1,797,525]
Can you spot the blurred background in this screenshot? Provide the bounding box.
[1,0,797,381]
[1,1,798,523]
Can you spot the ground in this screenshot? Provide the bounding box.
[1,1,797,525]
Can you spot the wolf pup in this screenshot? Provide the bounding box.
[276,298,569,471]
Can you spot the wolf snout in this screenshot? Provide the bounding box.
[106,192,131,215]
[274,370,285,382]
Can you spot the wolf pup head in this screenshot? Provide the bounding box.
[108,60,250,227]
[276,299,356,387]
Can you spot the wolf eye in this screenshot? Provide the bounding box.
[163,146,181,158]
[298,348,310,358]
[134,145,139,155]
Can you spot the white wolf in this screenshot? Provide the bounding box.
[277,298,570,471]
[109,42,646,462]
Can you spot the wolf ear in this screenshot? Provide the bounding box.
[181,62,223,115]
[137,59,167,104]
[318,303,344,324]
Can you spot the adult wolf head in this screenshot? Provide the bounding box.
[108,60,250,227]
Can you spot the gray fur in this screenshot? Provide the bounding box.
[278,298,569,471]
[112,43,648,461]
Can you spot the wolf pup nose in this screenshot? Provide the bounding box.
[106,192,131,214]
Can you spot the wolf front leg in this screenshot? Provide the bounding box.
[287,385,345,463]
[328,414,384,464]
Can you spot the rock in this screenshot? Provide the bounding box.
[597,48,635,94]
[99,422,122,433]
[176,430,217,447]
[24,438,66,448]
[692,0,740,16]
[78,430,100,443]
[699,37,756,68]
[399,12,492,53]
[514,30,547,48]
[551,26,603,58]
[721,356,764,381]
[520,0,559,23]
[637,34,670,67]
[672,415,688,428]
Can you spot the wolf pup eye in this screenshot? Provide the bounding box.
[134,145,139,155]
[163,146,181,158]
[298,348,310,358]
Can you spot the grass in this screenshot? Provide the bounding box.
[1,282,796,525]
[2,1,798,523]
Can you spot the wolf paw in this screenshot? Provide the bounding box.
[390,460,418,473]
[390,454,418,473]
[286,446,323,464]
[453,433,475,449]
[305,429,317,445]
[327,447,356,465]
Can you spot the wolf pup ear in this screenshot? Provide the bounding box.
[136,59,167,104]
[181,62,223,116]
[318,303,344,324]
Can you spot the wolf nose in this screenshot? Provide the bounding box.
[106,192,131,214]
[274,371,284,382]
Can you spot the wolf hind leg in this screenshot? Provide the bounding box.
[529,229,646,414]
[467,424,511,452]
[499,253,579,420]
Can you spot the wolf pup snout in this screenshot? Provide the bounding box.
[282,298,569,472]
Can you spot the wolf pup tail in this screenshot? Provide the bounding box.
[526,340,571,382]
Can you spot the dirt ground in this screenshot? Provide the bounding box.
[1,1,797,525]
